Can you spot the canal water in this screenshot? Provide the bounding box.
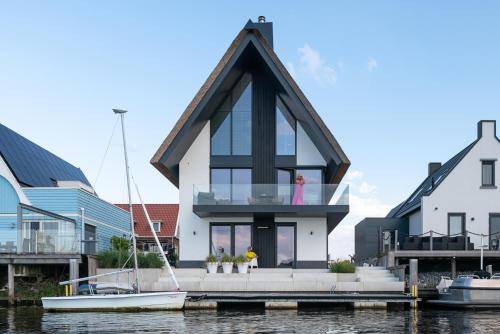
[0,307,499,333]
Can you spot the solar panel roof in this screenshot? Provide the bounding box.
[388,141,477,218]
[0,123,91,188]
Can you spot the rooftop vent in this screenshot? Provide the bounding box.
[258,16,266,23]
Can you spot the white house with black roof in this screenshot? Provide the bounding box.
[151,18,350,269]
[356,120,500,262]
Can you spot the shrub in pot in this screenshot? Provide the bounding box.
[235,255,249,274]
[329,260,356,273]
[220,254,234,274]
[206,254,218,274]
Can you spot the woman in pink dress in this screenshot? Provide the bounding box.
[292,175,305,205]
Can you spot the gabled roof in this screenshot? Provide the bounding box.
[115,204,178,238]
[0,123,91,188]
[151,20,350,187]
[389,141,477,218]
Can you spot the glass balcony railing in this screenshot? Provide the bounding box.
[19,230,80,254]
[193,183,349,206]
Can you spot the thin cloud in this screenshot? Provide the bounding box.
[367,57,378,72]
[359,182,377,195]
[287,43,338,84]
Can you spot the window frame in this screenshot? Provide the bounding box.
[275,223,297,268]
[209,223,253,256]
[152,221,161,233]
[481,159,496,188]
[448,213,466,236]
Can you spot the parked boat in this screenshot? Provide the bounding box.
[42,109,186,311]
[429,274,500,308]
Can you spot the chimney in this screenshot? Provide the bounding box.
[244,16,274,48]
[428,162,442,176]
[477,120,497,139]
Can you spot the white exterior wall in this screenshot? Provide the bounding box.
[178,122,211,262]
[296,122,326,166]
[408,210,422,236]
[275,217,327,261]
[421,121,500,248]
[0,155,30,204]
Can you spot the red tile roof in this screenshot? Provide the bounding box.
[115,204,178,238]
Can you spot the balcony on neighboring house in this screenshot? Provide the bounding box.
[0,204,97,256]
[193,183,349,232]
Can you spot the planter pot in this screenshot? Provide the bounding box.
[207,262,218,274]
[222,262,234,274]
[237,262,249,274]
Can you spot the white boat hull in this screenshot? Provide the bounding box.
[42,292,187,311]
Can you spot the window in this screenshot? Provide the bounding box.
[482,160,495,187]
[210,168,252,204]
[277,225,295,267]
[489,214,500,250]
[277,169,293,204]
[211,78,252,156]
[152,221,161,232]
[276,98,295,155]
[210,224,252,256]
[448,213,465,236]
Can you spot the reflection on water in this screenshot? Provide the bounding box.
[0,307,499,333]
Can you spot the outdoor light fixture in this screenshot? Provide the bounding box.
[193,230,196,235]
[310,231,314,235]
[471,217,475,221]
[434,207,438,211]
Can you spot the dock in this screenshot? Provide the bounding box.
[185,292,416,310]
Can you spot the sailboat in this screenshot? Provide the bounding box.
[42,109,187,311]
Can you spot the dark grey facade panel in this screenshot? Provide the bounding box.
[354,218,408,264]
[295,261,328,269]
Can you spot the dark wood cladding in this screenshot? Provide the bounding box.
[252,68,276,184]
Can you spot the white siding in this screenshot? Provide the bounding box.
[296,122,326,166]
[421,121,500,248]
[275,217,327,261]
[178,122,211,261]
[0,155,30,205]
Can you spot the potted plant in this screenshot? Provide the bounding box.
[220,254,234,274]
[206,254,218,274]
[235,255,249,274]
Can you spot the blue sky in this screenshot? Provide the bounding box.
[1,1,499,258]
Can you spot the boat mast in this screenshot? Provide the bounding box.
[113,108,140,293]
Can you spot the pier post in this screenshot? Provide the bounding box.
[409,259,418,308]
[8,263,15,305]
[69,259,79,295]
[451,257,456,279]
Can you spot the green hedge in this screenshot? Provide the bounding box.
[97,250,163,269]
[329,260,356,273]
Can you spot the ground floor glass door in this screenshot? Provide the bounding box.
[490,214,500,250]
[276,225,295,268]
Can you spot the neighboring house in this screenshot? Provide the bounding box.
[115,204,179,254]
[356,120,500,263]
[151,18,350,269]
[0,122,131,261]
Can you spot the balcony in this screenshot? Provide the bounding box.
[193,184,349,230]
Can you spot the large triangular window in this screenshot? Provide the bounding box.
[211,76,252,155]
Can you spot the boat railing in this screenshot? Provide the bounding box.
[457,274,481,279]
[491,273,500,280]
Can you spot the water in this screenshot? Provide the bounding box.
[0,307,500,333]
